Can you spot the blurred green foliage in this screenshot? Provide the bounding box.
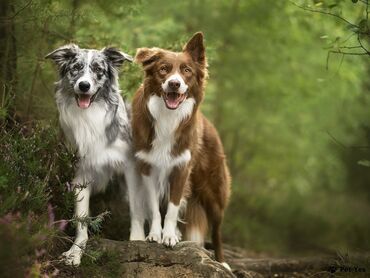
[0,1,369,271]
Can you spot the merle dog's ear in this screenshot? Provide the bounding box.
[183,32,206,66]
[45,44,79,67]
[135,47,161,67]
[103,47,133,68]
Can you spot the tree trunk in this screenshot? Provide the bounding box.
[0,1,17,122]
[25,20,49,119]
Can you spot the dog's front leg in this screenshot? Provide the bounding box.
[62,177,91,266]
[142,171,162,243]
[123,161,146,241]
[162,165,190,247]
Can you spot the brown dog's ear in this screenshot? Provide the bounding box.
[102,47,133,69]
[135,47,161,67]
[45,44,79,68]
[183,32,206,65]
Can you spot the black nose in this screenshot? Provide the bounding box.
[168,79,180,90]
[78,81,91,92]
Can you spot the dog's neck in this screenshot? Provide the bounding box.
[56,86,126,155]
[143,85,201,154]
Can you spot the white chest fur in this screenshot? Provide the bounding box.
[136,95,194,196]
[56,92,128,169]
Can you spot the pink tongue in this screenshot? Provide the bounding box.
[166,93,182,109]
[166,97,180,109]
[77,95,91,109]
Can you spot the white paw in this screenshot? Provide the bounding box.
[146,232,162,243]
[130,233,146,241]
[61,247,82,266]
[175,227,182,241]
[129,229,146,241]
[130,219,146,241]
[221,262,232,271]
[162,233,179,247]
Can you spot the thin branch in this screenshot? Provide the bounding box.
[323,45,363,51]
[357,32,370,54]
[341,32,357,44]
[329,50,369,56]
[293,0,370,61]
[327,131,370,149]
[7,0,32,20]
[326,49,368,70]
[337,45,363,49]
[335,53,345,74]
[291,1,357,28]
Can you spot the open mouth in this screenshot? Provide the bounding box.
[163,92,187,110]
[75,92,98,109]
[76,94,92,109]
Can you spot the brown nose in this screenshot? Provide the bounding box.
[168,79,180,90]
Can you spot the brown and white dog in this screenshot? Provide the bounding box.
[131,32,231,267]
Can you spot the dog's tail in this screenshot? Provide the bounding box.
[184,196,228,265]
[184,197,208,246]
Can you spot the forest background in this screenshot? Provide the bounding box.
[0,0,369,275]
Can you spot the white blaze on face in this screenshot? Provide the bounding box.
[161,72,189,110]
[161,72,188,94]
[74,50,95,109]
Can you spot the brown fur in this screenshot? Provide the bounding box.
[131,32,231,262]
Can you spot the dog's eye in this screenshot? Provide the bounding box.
[159,66,168,74]
[73,64,83,71]
[184,68,191,73]
[94,67,103,74]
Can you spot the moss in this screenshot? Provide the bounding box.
[56,247,122,278]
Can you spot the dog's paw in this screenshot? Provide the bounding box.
[175,227,182,241]
[162,233,179,248]
[61,247,82,266]
[146,232,161,243]
[130,233,146,241]
[129,230,146,241]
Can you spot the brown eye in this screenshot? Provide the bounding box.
[184,68,191,73]
[159,66,168,74]
[73,63,83,71]
[94,67,103,74]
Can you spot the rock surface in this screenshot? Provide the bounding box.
[93,239,236,278]
[57,239,369,277]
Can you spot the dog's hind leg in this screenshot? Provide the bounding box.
[209,204,231,271]
[62,175,91,266]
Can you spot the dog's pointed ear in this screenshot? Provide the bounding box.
[103,47,133,68]
[45,44,79,67]
[135,47,160,67]
[183,32,206,65]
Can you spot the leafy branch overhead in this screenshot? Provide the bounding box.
[292,0,369,67]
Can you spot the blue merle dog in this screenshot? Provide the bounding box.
[46,44,146,265]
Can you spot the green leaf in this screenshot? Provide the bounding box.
[358,160,370,167]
